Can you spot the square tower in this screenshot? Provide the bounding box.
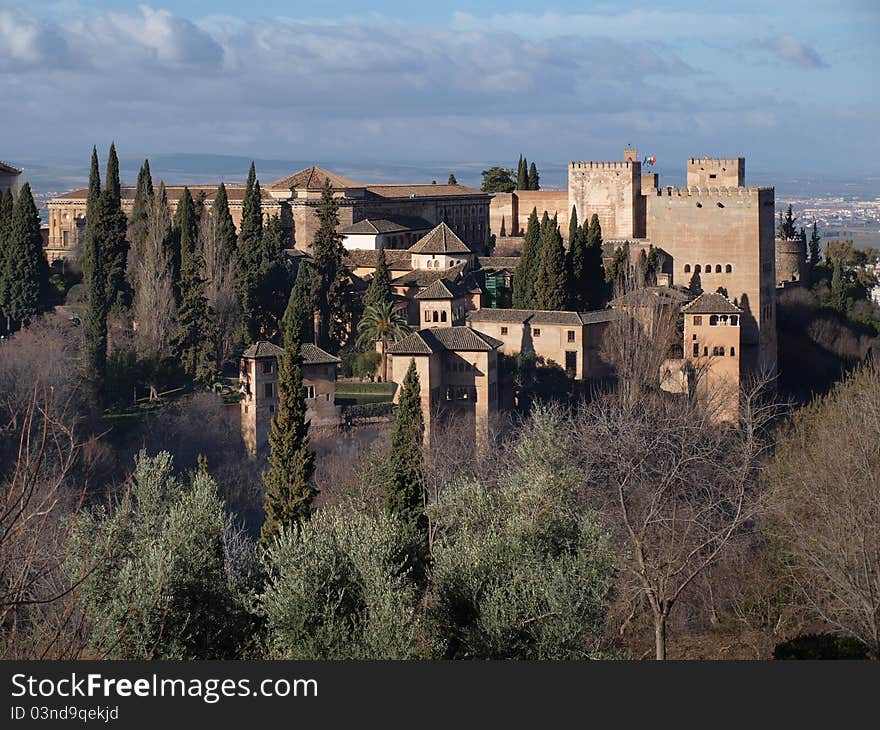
[687,158,745,188]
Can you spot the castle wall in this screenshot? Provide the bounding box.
[515,190,570,237]
[490,193,517,236]
[646,186,777,372]
[687,158,745,188]
[568,161,641,239]
[775,237,808,285]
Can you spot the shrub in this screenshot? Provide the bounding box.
[774,634,867,660]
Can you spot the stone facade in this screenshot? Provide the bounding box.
[0,161,21,197]
[239,341,341,456]
[686,157,745,188]
[569,160,643,239]
[775,237,809,286]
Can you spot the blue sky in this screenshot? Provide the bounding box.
[1,1,878,177]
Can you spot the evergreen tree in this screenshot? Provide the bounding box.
[312,180,350,351]
[81,160,108,401]
[173,188,215,380]
[528,161,539,191]
[516,155,528,190]
[567,209,588,310]
[830,259,847,314]
[212,183,237,261]
[480,167,516,193]
[535,217,567,310]
[777,204,797,239]
[809,222,821,269]
[568,205,579,246]
[499,216,506,238]
[607,243,630,292]
[235,162,264,340]
[386,359,428,569]
[365,247,392,310]
[512,209,542,308]
[127,159,154,294]
[3,184,48,330]
[447,174,457,186]
[261,264,317,546]
[102,143,129,309]
[584,214,606,309]
[0,187,15,330]
[645,245,660,286]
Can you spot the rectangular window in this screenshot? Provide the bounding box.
[564,351,577,376]
[693,343,699,357]
[303,385,315,399]
[567,330,575,343]
[500,326,508,335]
[264,383,273,398]
[533,328,541,337]
[730,347,735,356]
[693,316,702,326]
[262,362,273,374]
[424,311,431,322]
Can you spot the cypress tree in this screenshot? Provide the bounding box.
[608,243,630,292]
[830,259,847,314]
[516,155,527,190]
[127,159,153,294]
[0,187,15,331]
[235,162,264,340]
[777,204,797,239]
[645,245,660,286]
[512,208,542,308]
[568,205,579,246]
[809,222,821,269]
[535,217,567,310]
[499,216,506,238]
[528,161,539,191]
[3,184,48,329]
[312,179,349,351]
[365,247,392,310]
[567,209,588,310]
[386,359,428,569]
[584,214,606,309]
[212,182,237,261]
[447,174,457,186]
[102,143,130,309]
[173,188,214,380]
[82,165,108,400]
[261,264,316,546]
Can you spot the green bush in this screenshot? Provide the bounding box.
[774,634,867,660]
[341,350,381,379]
[426,406,615,659]
[261,510,422,659]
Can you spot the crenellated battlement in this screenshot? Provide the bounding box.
[653,185,771,198]
[687,157,744,166]
[569,161,638,171]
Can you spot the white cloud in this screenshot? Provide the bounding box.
[755,34,827,68]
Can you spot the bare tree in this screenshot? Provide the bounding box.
[133,183,176,361]
[199,207,240,367]
[764,361,880,658]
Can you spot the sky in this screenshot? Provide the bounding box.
[1,1,878,178]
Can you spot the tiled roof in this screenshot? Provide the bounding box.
[242,341,284,359]
[467,308,615,326]
[365,184,485,199]
[391,262,466,287]
[344,249,412,271]
[477,256,520,270]
[267,165,363,191]
[414,278,466,300]
[389,326,503,355]
[340,215,433,235]
[681,292,742,315]
[242,340,341,364]
[0,160,22,175]
[53,185,252,203]
[301,343,342,365]
[408,223,472,255]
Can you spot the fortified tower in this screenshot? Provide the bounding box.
[569,150,643,239]
[775,237,808,285]
[687,157,745,188]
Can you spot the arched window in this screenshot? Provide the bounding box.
[725,264,733,273]
[715,264,722,273]
[719,346,725,356]
[730,347,736,356]
[695,264,701,273]
[731,315,738,326]
[705,264,711,273]
[684,264,691,273]
[432,311,439,322]
[441,310,447,322]
[703,346,708,356]
[709,315,719,326]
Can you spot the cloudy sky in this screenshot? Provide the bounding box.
[1,1,877,176]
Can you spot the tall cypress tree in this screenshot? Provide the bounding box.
[777,204,797,239]
[584,214,606,309]
[365,247,392,310]
[3,184,47,330]
[0,187,15,331]
[81,158,108,401]
[567,208,588,310]
[535,217,567,310]
[512,208,542,309]
[809,222,821,269]
[261,264,316,546]
[212,182,237,261]
[101,143,130,310]
[235,162,264,340]
[312,179,349,351]
[173,188,214,380]
[516,155,526,190]
[568,205,579,246]
[127,159,153,294]
[528,161,539,191]
[830,259,847,314]
[386,359,428,570]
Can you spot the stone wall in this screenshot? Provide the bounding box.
[686,157,745,188]
[568,161,642,239]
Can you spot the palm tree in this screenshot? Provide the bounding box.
[356,300,411,382]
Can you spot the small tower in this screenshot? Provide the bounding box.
[681,292,742,422]
[239,341,283,456]
[686,157,745,188]
[623,146,639,162]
